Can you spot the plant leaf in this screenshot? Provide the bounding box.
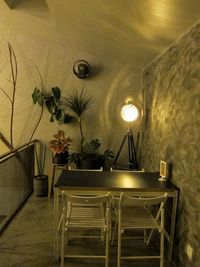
[32,87,43,105]
[52,87,61,100]
[64,88,94,118]
[56,108,63,121]
[45,96,57,113]
[50,114,55,122]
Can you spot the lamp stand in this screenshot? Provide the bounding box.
[113,128,138,170]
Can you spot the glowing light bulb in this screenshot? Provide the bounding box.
[121,103,140,122]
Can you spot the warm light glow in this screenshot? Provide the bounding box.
[115,174,141,188]
[121,103,140,122]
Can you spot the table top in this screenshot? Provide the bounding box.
[55,170,178,192]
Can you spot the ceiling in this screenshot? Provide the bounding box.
[1,0,200,68]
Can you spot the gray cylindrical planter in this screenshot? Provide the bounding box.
[34,175,48,197]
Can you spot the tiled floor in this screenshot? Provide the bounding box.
[0,194,172,267]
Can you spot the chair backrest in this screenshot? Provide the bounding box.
[64,192,110,204]
[119,193,168,208]
[110,167,144,172]
[68,166,103,171]
[118,193,168,221]
[118,193,168,225]
[63,192,111,207]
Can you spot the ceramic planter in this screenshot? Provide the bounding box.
[77,157,105,170]
[34,175,48,197]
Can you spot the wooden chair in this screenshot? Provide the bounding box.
[61,192,111,267]
[117,192,168,267]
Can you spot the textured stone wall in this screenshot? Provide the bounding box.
[140,22,200,267]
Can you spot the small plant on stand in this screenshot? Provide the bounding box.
[49,130,72,165]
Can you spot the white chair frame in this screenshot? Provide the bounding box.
[110,167,144,172]
[117,192,168,267]
[57,167,103,231]
[68,166,103,171]
[61,192,111,267]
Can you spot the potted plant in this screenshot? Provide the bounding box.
[63,88,93,149]
[49,130,72,164]
[68,138,115,170]
[64,89,114,169]
[32,86,72,124]
[34,142,48,197]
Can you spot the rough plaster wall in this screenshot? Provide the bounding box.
[140,22,200,267]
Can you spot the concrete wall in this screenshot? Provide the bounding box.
[140,22,200,267]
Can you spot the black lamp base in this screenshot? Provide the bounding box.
[113,129,138,170]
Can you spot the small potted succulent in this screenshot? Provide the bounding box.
[49,130,72,164]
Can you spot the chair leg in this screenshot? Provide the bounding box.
[48,165,56,198]
[160,208,165,267]
[61,207,66,267]
[144,229,147,243]
[147,228,154,245]
[111,214,117,245]
[105,227,109,267]
[117,210,121,267]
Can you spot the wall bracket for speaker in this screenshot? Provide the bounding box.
[73,60,90,79]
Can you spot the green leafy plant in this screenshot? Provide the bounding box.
[103,149,115,161]
[83,139,101,156]
[49,130,72,155]
[82,138,114,160]
[63,88,115,169]
[63,88,93,148]
[32,86,72,124]
[68,138,114,165]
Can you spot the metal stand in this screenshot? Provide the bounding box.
[113,129,138,169]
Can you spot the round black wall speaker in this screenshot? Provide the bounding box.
[73,60,90,79]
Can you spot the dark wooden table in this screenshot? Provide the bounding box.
[54,170,179,262]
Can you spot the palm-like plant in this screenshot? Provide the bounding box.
[63,89,93,148]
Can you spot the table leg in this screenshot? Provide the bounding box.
[48,165,56,198]
[168,190,179,261]
[54,187,59,261]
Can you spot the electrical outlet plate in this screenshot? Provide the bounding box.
[185,243,193,260]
